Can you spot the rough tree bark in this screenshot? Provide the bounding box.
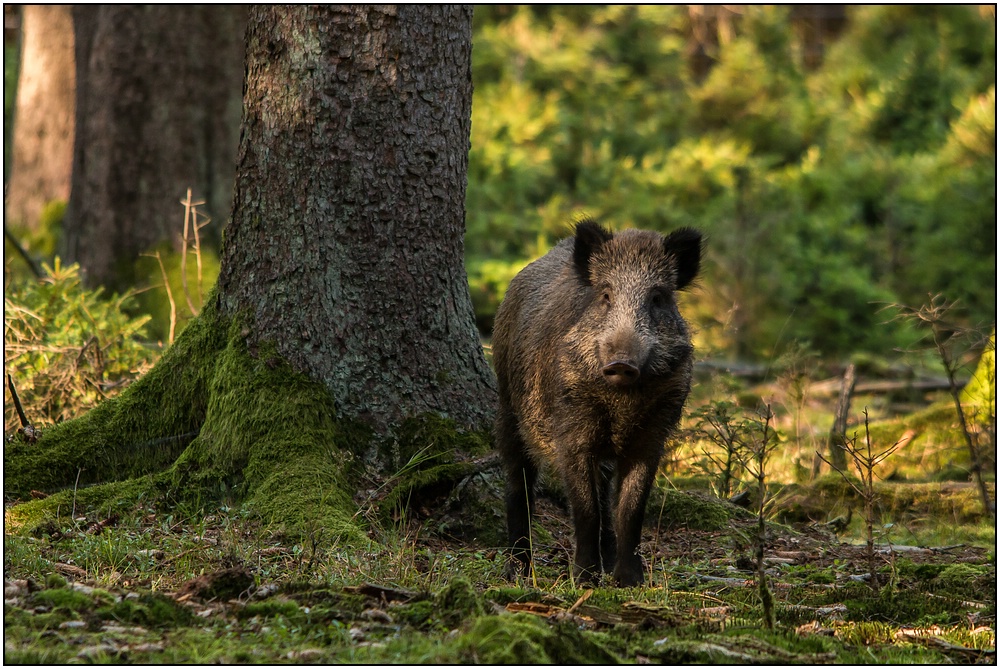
[64,5,247,289]
[5,5,75,229]
[217,5,496,431]
[6,5,497,539]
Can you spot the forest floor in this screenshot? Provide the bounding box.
[4,472,995,664]
[4,356,996,663]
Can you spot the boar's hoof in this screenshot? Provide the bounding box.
[602,361,640,387]
[613,562,645,587]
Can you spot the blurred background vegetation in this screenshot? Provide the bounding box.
[465,5,995,360]
[3,6,995,426]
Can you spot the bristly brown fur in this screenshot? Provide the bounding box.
[493,220,703,586]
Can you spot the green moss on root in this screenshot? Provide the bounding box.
[4,303,226,498]
[6,297,374,543]
[5,475,163,536]
[168,316,364,541]
[375,414,494,535]
[5,287,501,544]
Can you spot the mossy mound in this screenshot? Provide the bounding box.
[877,481,994,523]
[774,476,994,526]
[774,474,861,524]
[893,560,996,608]
[647,485,751,532]
[863,402,983,480]
[434,576,485,628]
[32,587,104,613]
[841,584,974,625]
[453,614,620,664]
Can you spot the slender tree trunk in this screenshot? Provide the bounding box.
[5,5,75,229]
[217,5,496,432]
[813,362,856,477]
[64,5,247,289]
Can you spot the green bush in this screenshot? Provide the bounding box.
[4,259,158,432]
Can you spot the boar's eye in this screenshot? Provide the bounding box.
[600,289,612,305]
[650,289,671,311]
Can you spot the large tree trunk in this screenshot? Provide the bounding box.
[5,5,75,229]
[6,5,497,540]
[217,5,495,431]
[64,5,247,289]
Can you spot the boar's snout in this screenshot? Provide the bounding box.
[602,360,641,387]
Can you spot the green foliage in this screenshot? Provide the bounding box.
[466,257,531,332]
[467,6,996,358]
[3,291,226,499]
[962,330,996,411]
[3,259,158,431]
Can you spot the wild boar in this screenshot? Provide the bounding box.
[492,219,702,586]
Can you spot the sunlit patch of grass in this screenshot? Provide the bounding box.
[838,508,996,549]
[3,535,53,578]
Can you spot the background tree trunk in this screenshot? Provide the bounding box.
[64,5,247,290]
[5,5,75,230]
[217,5,496,432]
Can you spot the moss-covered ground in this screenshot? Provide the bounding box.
[4,470,994,664]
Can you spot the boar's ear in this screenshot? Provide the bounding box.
[663,227,702,290]
[573,219,613,285]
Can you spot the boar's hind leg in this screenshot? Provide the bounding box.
[497,408,536,577]
[612,457,658,587]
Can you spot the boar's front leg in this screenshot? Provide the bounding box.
[557,445,604,584]
[598,462,617,573]
[612,455,659,587]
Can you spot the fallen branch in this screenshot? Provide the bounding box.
[3,223,42,278]
[895,629,995,661]
[343,583,418,603]
[7,373,39,443]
